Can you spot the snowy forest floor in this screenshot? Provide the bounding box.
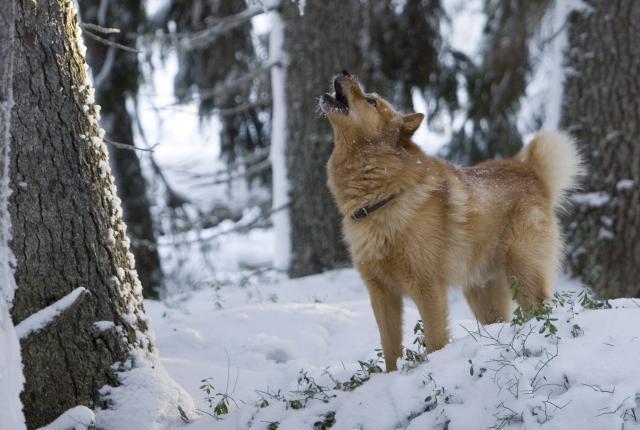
[146,227,640,430]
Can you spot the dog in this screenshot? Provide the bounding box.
[319,71,582,372]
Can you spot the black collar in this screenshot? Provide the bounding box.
[351,194,396,221]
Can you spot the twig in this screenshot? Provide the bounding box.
[530,339,559,390]
[82,28,140,53]
[103,137,156,152]
[80,22,120,35]
[582,383,615,394]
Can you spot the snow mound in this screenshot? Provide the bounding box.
[211,289,640,429]
[95,350,197,430]
[38,406,95,430]
[144,266,640,429]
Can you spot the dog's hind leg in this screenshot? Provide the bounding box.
[502,205,558,310]
[504,246,554,310]
[463,277,511,324]
[365,279,403,372]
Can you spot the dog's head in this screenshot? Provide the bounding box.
[319,70,424,146]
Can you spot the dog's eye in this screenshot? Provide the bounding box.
[366,97,377,107]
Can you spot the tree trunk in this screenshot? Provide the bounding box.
[9,0,166,426]
[0,0,26,428]
[79,0,165,299]
[561,0,640,297]
[281,0,361,277]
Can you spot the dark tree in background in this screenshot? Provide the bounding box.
[157,0,271,167]
[79,0,165,299]
[445,0,550,164]
[10,0,164,425]
[561,0,640,298]
[280,0,364,277]
[361,0,453,113]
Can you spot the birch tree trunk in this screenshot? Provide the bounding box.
[561,0,640,297]
[281,0,360,277]
[9,1,190,427]
[0,0,26,427]
[79,0,165,299]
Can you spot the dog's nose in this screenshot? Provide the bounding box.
[341,69,351,77]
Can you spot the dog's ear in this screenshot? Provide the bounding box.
[401,113,425,136]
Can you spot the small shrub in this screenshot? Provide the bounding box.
[199,377,235,418]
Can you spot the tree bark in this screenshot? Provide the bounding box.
[281,0,361,277]
[78,0,165,299]
[10,0,159,426]
[561,0,640,297]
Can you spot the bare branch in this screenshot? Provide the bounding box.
[82,28,140,53]
[80,22,120,35]
[103,137,156,152]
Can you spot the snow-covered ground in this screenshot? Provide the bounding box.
[144,227,640,430]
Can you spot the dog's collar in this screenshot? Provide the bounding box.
[351,194,396,221]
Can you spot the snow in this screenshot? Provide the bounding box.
[38,406,95,430]
[0,299,25,430]
[94,350,196,430]
[519,0,590,136]
[268,11,291,272]
[0,16,26,422]
[94,320,116,332]
[15,287,87,340]
[570,191,611,207]
[617,179,635,191]
[442,0,485,61]
[136,226,640,429]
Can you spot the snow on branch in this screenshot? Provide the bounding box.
[15,287,88,340]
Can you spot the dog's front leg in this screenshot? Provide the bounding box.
[365,279,403,372]
[412,284,450,353]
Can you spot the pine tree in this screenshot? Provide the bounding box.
[157,0,270,166]
[561,1,640,297]
[445,0,550,164]
[9,0,191,426]
[276,0,367,276]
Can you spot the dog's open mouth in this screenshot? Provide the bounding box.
[321,77,349,114]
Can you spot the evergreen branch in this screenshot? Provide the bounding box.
[180,2,281,50]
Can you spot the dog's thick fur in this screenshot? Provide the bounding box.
[320,73,582,372]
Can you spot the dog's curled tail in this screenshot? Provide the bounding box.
[517,131,584,209]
